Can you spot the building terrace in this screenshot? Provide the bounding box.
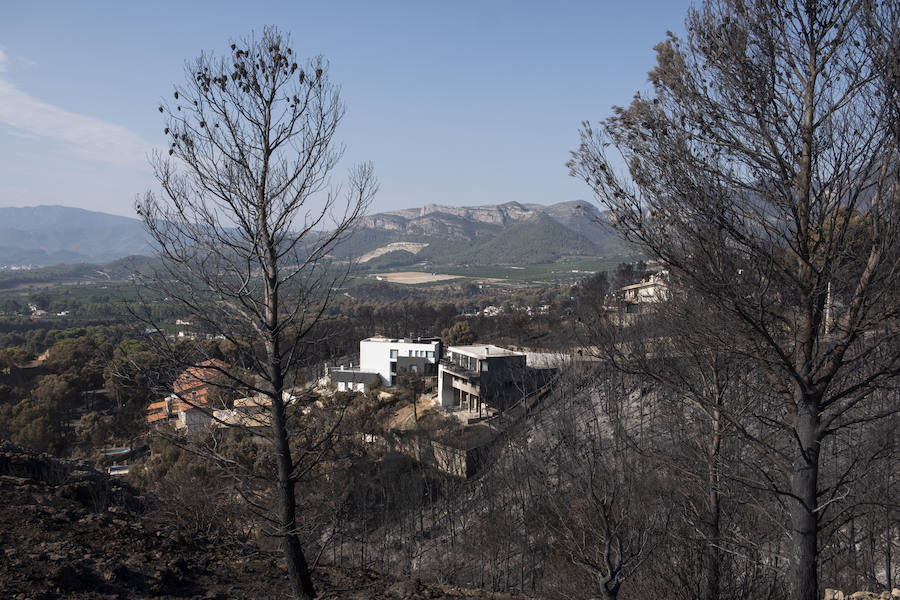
[438,345,527,417]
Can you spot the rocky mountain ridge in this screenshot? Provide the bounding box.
[345,200,625,266]
[0,201,626,268]
[362,200,604,236]
[375,201,541,226]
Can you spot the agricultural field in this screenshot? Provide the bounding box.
[364,258,640,286]
[371,271,462,285]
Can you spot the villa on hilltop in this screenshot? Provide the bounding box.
[328,336,442,392]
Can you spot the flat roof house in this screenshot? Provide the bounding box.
[329,336,442,391]
[329,369,382,393]
[361,336,441,387]
[438,345,527,417]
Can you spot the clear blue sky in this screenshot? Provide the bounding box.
[0,1,691,218]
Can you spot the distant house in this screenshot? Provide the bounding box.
[620,271,668,312]
[329,369,382,393]
[174,403,212,432]
[360,336,441,386]
[480,305,503,317]
[145,399,171,424]
[327,336,442,391]
[146,359,230,431]
[621,276,667,303]
[438,345,527,416]
[172,358,229,408]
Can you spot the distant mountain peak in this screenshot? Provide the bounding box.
[344,200,627,266]
[0,202,625,269]
[0,205,150,266]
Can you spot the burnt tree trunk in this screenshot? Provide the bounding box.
[789,396,821,600]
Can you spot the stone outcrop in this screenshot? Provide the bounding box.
[362,200,594,236]
[0,441,144,512]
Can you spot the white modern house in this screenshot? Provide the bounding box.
[361,336,441,386]
[328,336,442,391]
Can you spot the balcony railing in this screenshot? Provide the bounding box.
[439,359,480,380]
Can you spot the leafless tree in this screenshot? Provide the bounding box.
[136,27,376,600]
[532,367,669,600]
[569,2,900,599]
[578,282,767,599]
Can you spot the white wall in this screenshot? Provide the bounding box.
[360,338,440,387]
[438,367,453,407]
[337,381,366,393]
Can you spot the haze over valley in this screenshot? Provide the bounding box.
[0,201,629,269]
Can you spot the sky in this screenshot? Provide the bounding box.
[0,1,692,219]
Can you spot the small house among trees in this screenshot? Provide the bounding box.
[145,359,230,431]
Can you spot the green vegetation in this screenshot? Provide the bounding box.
[408,258,640,284]
[447,213,598,264]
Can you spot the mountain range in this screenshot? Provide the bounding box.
[337,200,626,267]
[0,206,152,266]
[0,202,626,268]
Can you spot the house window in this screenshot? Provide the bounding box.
[426,351,434,358]
[390,349,398,358]
[481,361,489,372]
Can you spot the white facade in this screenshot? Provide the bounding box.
[359,336,441,387]
[620,272,669,303]
[337,380,366,393]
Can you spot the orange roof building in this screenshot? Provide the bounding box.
[146,411,170,424]
[146,359,231,427]
[172,359,230,409]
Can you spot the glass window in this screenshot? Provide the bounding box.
[390,349,398,358]
[481,361,489,372]
[426,351,434,358]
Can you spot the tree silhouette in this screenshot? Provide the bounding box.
[569,2,900,599]
[136,27,375,600]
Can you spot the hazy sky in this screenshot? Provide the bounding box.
[0,1,691,218]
